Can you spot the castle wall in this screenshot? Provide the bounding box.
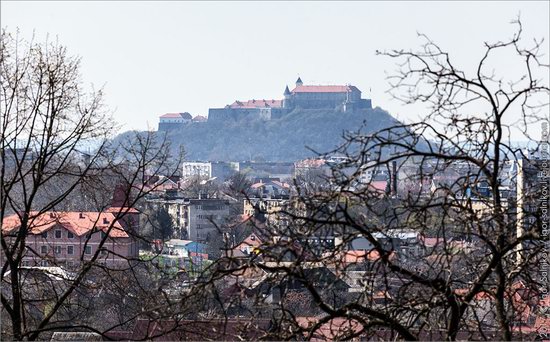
[208,107,273,123]
[288,91,362,110]
[270,108,288,120]
[158,122,185,132]
[344,99,373,112]
[359,99,372,109]
[204,85,368,124]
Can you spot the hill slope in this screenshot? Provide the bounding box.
[119,107,408,162]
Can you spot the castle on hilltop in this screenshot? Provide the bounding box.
[208,78,372,123]
[158,78,372,130]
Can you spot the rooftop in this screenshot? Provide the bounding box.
[229,99,283,109]
[159,112,193,120]
[2,211,129,238]
[291,85,360,93]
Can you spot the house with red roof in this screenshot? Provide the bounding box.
[2,210,139,269]
[158,112,193,131]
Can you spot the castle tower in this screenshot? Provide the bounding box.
[283,85,291,109]
[295,77,303,87]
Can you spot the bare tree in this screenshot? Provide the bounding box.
[2,18,548,341]
[0,30,187,340]
[205,19,549,341]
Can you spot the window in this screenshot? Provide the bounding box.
[67,245,74,255]
[41,246,48,254]
[54,246,61,254]
[85,246,92,255]
[54,230,62,239]
[41,232,48,239]
[67,231,74,239]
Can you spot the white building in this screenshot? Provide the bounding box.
[159,112,192,124]
[182,162,212,179]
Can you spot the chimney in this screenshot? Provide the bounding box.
[103,217,109,225]
[79,212,85,219]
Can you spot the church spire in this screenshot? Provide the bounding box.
[295,77,303,87]
[284,85,291,95]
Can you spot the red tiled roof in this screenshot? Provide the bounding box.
[421,237,444,247]
[291,85,360,93]
[160,113,182,118]
[2,211,129,238]
[193,115,207,122]
[241,233,262,247]
[271,180,290,189]
[159,112,192,119]
[229,99,283,109]
[369,180,388,192]
[105,207,140,214]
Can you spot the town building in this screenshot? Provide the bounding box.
[243,197,289,229]
[1,210,139,269]
[158,112,192,131]
[182,161,213,179]
[182,161,239,182]
[147,198,232,242]
[247,179,290,199]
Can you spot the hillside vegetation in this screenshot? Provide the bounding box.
[118,107,406,162]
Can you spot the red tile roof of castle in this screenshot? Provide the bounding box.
[193,115,207,122]
[291,85,360,93]
[2,211,129,238]
[229,99,283,109]
[160,112,192,120]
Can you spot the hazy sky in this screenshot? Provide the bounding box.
[2,1,549,136]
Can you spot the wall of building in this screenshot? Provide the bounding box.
[158,122,186,132]
[182,162,212,179]
[188,199,231,241]
[239,161,294,179]
[19,227,138,269]
[285,91,364,110]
